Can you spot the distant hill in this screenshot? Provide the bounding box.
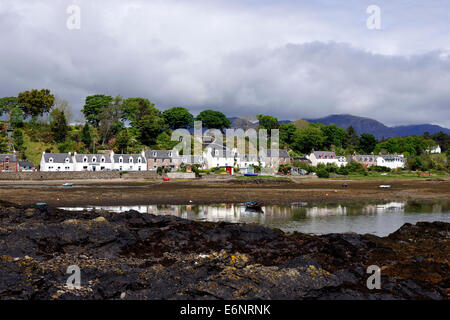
[391,124,450,137]
[227,114,449,140]
[305,114,450,139]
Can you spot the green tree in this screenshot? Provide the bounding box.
[257,114,279,132]
[17,89,55,120]
[82,94,113,126]
[156,131,178,150]
[10,107,24,128]
[195,110,231,130]
[291,127,326,154]
[162,107,193,129]
[122,97,159,127]
[137,114,167,146]
[359,133,378,154]
[345,126,359,149]
[50,109,69,143]
[12,129,24,151]
[279,123,297,146]
[0,97,21,121]
[81,123,92,148]
[321,125,347,149]
[98,96,123,145]
[113,129,130,153]
[0,134,8,153]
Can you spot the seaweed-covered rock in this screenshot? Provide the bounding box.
[0,201,448,300]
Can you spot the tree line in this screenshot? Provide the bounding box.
[1,89,449,172]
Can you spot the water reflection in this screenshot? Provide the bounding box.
[60,201,450,236]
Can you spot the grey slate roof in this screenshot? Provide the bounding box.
[0,154,17,162]
[263,149,290,158]
[145,150,175,159]
[207,143,236,158]
[19,161,35,168]
[113,154,146,163]
[74,154,112,163]
[42,153,73,163]
[313,151,336,159]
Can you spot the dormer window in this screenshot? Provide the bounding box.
[92,157,97,163]
[129,157,133,163]
[119,157,123,163]
[101,157,105,163]
[153,152,157,157]
[138,158,142,163]
[49,158,54,163]
[83,157,88,163]
[168,151,172,157]
[65,158,70,163]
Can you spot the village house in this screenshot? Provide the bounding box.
[348,153,406,169]
[203,143,237,169]
[259,149,291,168]
[40,152,74,172]
[307,151,347,167]
[427,145,442,154]
[73,153,113,171]
[376,154,406,169]
[111,152,147,171]
[145,149,179,171]
[347,154,378,167]
[18,160,36,172]
[0,154,19,172]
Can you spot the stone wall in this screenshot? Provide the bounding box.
[167,172,196,179]
[0,171,158,181]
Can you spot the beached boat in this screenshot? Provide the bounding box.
[62,183,73,187]
[245,201,263,210]
[244,173,258,176]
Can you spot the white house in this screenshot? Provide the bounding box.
[203,143,237,169]
[428,145,442,154]
[111,152,147,171]
[376,155,405,169]
[73,153,113,171]
[307,151,347,167]
[40,152,74,172]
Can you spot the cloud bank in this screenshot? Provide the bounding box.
[0,0,449,127]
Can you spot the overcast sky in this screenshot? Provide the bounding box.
[1,0,450,127]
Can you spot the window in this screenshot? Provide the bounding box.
[168,152,172,157]
[129,157,133,163]
[120,166,122,171]
[83,157,88,163]
[49,158,54,163]
[153,152,157,157]
[119,157,123,163]
[138,158,142,163]
[92,157,96,163]
[101,157,105,163]
[215,150,219,156]
[65,158,70,163]
[83,166,88,170]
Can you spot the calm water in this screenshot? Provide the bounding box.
[60,201,450,236]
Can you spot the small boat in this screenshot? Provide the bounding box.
[244,173,258,176]
[62,183,73,187]
[379,185,391,189]
[35,202,47,206]
[245,201,263,210]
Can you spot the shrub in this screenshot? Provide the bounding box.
[316,168,330,178]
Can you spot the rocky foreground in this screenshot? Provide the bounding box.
[0,200,448,300]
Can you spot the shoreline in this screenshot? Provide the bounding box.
[0,201,448,300]
[0,177,449,207]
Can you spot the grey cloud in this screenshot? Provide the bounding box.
[0,0,449,127]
